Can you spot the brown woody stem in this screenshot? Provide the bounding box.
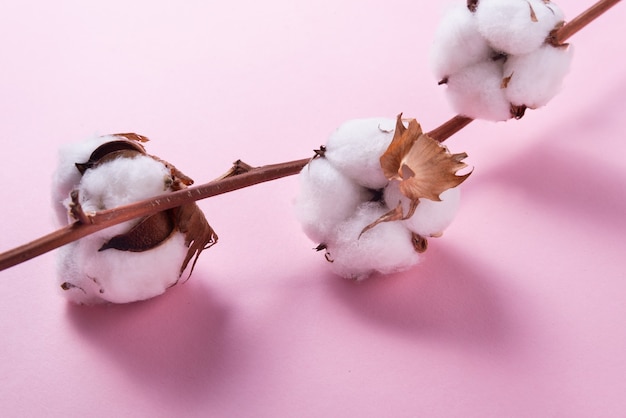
[427,115,474,143]
[554,0,621,44]
[0,0,619,272]
[0,158,309,271]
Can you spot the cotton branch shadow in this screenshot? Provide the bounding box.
[66,276,238,401]
[326,243,520,355]
[470,134,626,234]
[467,78,626,233]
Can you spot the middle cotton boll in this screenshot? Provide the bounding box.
[294,116,464,280]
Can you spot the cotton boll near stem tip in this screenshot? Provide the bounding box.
[432,0,573,121]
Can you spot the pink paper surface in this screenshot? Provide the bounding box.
[1,1,625,416]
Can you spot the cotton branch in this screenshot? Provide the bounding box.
[553,0,621,44]
[427,115,474,143]
[0,159,309,271]
[0,0,620,272]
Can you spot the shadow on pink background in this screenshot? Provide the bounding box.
[65,279,236,401]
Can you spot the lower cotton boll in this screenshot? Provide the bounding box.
[325,202,420,280]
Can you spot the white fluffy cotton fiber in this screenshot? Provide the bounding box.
[52,135,115,226]
[384,180,461,238]
[445,60,512,121]
[432,0,571,121]
[475,0,564,55]
[325,202,420,280]
[52,137,190,304]
[294,157,373,244]
[503,44,573,109]
[294,117,464,280]
[324,118,397,189]
[430,2,492,81]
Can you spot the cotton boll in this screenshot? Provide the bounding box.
[56,154,189,304]
[325,202,420,280]
[57,231,188,304]
[475,0,564,55]
[503,44,573,109]
[294,157,372,244]
[445,60,512,121]
[324,118,397,189]
[51,135,118,225]
[384,180,461,237]
[53,135,217,304]
[430,2,493,80]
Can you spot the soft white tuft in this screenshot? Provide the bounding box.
[475,0,564,55]
[57,232,188,304]
[384,180,462,237]
[51,135,118,225]
[75,155,172,213]
[324,117,396,189]
[431,0,569,121]
[430,2,492,80]
[503,44,573,108]
[445,60,512,121]
[325,202,420,280]
[294,157,372,244]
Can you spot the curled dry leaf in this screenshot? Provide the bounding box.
[172,200,218,278]
[399,134,470,203]
[362,114,471,237]
[379,115,423,181]
[98,210,175,252]
[111,132,150,143]
[359,203,405,238]
[75,134,218,277]
[529,3,539,23]
[74,140,147,174]
[380,114,471,203]
[501,72,514,89]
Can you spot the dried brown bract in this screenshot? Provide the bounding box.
[361,114,471,235]
[77,134,218,277]
[380,114,471,204]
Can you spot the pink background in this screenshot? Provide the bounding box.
[1,1,625,416]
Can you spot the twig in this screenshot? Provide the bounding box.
[0,0,620,272]
[428,115,474,143]
[554,0,621,44]
[0,159,309,271]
